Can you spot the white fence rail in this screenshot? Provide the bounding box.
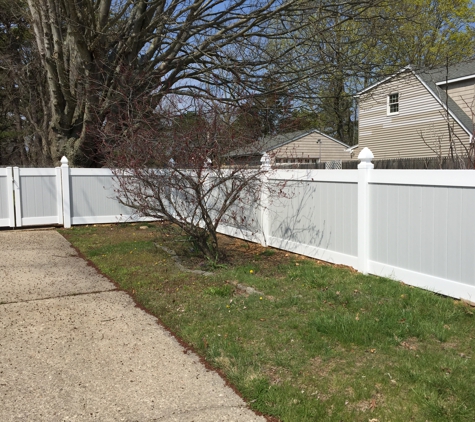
[1,149,474,302]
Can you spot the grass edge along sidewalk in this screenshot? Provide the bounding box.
[60,222,475,422]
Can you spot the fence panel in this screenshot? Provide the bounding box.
[368,170,475,300]
[13,167,63,227]
[266,170,358,268]
[68,169,146,225]
[216,170,264,244]
[0,167,15,227]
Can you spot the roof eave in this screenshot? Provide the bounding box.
[266,129,351,151]
[354,66,414,98]
[413,73,473,136]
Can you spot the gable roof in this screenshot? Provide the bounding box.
[429,60,475,84]
[416,62,475,135]
[355,59,475,136]
[228,129,350,157]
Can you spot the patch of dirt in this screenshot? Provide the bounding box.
[309,356,336,378]
[353,393,384,413]
[263,365,291,386]
[221,235,295,268]
[175,231,303,271]
[399,337,420,351]
[440,341,459,351]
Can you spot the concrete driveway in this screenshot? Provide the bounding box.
[0,230,265,422]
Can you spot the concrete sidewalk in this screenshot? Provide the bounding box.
[0,230,265,422]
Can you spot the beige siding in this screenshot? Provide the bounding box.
[358,72,471,159]
[446,79,475,119]
[272,132,351,162]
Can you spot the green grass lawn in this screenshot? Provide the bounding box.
[60,222,475,422]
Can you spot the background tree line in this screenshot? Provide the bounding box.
[0,0,474,167]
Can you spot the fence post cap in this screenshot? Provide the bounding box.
[60,156,69,166]
[358,147,374,169]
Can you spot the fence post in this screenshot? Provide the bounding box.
[202,157,212,228]
[259,153,271,247]
[55,166,64,225]
[357,147,374,274]
[61,156,71,228]
[13,167,21,227]
[6,167,15,227]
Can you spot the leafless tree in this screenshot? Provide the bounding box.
[421,123,475,170]
[22,0,395,166]
[96,85,282,261]
[24,0,309,165]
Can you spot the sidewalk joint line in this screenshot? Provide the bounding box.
[0,289,119,306]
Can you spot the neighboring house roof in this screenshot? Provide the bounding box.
[417,62,474,136]
[228,129,350,157]
[355,59,475,137]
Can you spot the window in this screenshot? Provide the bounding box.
[387,93,399,114]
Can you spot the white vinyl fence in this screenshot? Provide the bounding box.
[0,157,150,229]
[1,149,474,302]
[217,149,475,302]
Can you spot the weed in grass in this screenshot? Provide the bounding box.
[203,285,234,297]
[259,249,276,257]
[205,258,228,270]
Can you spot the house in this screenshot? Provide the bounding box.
[227,129,352,167]
[353,60,475,161]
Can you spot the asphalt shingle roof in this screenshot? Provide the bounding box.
[227,130,312,157]
[227,129,349,157]
[416,59,475,134]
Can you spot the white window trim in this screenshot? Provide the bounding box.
[387,92,399,116]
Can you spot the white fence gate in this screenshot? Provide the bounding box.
[0,158,151,229]
[13,167,64,227]
[0,167,63,228]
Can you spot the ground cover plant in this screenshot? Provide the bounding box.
[60,222,475,422]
